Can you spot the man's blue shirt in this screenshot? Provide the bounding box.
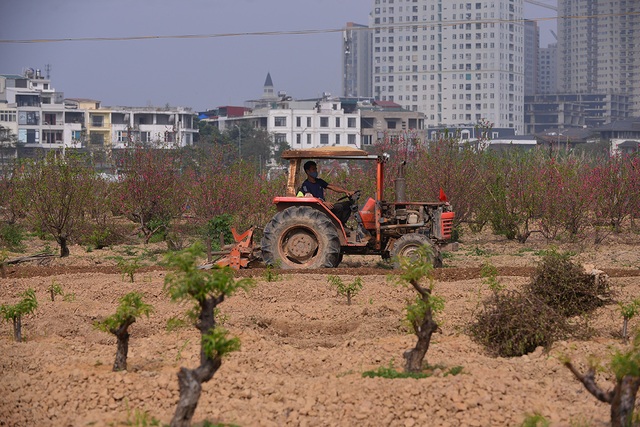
[300,178,329,200]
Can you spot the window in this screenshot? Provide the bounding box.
[274,133,287,143]
[296,117,301,127]
[347,117,356,128]
[117,131,128,142]
[335,117,341,127]
[306,134,312,144]
[141,132,150,143]
[335,134,341,145]
[19,129,39,144]
[296,133,301,144]
[72,130,82,141]
[348,134,356,145]
[320,134,329,144]
[307,117,312,127]
[18,111,40,125]
[274,116,286,127]
[91,115,104,127]
[90,132,104,146]
[0,111,17,122]
[320,117,329,127]
[44,113,57,125]
[43,130,63,144]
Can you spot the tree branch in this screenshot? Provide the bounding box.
[564,362,614,403]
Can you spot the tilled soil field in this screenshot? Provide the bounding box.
[1,232,639,426]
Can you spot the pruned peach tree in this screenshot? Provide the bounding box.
[164,243,254,427]
[14,152,95,257]
[94,292,153,371]
[563,329,640,427]
[114,148,186,244]
[1,288,38,342]
[393,244,444,373]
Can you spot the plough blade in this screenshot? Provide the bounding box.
[213,227,257,270]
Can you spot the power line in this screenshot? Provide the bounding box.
[1,11,638,44]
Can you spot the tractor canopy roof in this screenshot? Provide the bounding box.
[281,146,378,161]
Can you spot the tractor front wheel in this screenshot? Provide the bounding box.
[389,233,443,269]
[261,206,341,269]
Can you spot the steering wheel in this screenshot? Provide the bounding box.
[338,189,361,203]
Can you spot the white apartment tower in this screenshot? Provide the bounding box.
[369,0,525,133]
[342,22,372,97]
[558,0,640,115]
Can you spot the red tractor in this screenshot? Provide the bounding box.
[259,147,455,269]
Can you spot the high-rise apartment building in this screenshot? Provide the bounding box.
[524,19,539,97]
[369,0,525,133]
[342,22,372,97]
[537,43,557,94]
[558,0,640,115]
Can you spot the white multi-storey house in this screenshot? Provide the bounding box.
[0,70,198,156]
[217,96,363,149]
[0,70,70,150]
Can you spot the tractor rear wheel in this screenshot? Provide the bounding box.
[261,206,341,269]
[389,233,443,268]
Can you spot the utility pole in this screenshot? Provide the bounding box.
[233,124,241,159]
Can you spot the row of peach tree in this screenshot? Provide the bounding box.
[1,141,639,256]
[3,243,639,426]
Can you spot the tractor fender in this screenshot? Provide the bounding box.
[272,196,348,245]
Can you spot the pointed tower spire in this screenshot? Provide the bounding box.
[264,72,274,87]
[262,72,277,100]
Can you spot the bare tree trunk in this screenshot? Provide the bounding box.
[622,317,629,344]
[565,362,640,427]
[59,235,70,257]
[13,315,22,342]
[171,357,222,427]
[611,376,640,427]
[112,319,134,371]
[404,279,438,373]
[171,368,202,427]
[170,295,224,427]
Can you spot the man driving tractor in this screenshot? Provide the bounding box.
[299,160,355,225]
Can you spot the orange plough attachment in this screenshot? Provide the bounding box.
[213,227,258,270]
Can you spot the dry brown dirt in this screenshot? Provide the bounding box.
[1,231,639,427]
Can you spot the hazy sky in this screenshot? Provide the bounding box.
[0,0,556,112]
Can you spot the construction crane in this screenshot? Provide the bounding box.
[524,0,557,11]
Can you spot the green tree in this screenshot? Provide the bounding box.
[94,292,153,371]
[394,245,443,373]
[619,299,640,344]
[164,243,254,427]
[1,288,38,342]
[327,275,363,305]
[222,123,289,166]
[16,153,95,257]
[0,125,19,178]
[196,118,223,145]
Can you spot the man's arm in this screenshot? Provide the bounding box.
[326,183,353,197]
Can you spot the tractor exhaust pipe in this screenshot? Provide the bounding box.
[395,160,406,202]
